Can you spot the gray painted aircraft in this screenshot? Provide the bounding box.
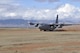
[29,15,78,31]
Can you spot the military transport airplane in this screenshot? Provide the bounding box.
[29,15,79,31]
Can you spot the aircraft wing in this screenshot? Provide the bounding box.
[29,22,48,25]
[29,22,80,28]
[49,23,80,26]
[61,24,80,26]
[30,22,80,25]
[29,22,47,27]
[48,23,80,28]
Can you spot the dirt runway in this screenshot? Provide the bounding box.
[0,28,80,53]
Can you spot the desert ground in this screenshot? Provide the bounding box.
[0,25,80,53]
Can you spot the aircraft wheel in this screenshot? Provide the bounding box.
[49,30,53,31]
[44,30,47,31]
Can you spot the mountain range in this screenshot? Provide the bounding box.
[0,19,79,28]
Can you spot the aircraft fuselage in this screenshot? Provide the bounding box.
[39,25,55,31]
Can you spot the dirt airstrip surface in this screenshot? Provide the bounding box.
[0,26,80,53]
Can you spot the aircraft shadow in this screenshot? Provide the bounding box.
[54,29,67,31]
[44,29,67,32]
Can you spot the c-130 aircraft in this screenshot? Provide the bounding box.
[29,15,78,31]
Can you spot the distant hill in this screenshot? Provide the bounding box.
[0,19,27,28]
[0,19,55,28]
[0,19,79,28]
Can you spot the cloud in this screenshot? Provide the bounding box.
[21,3,80,23]
[34,0,60,3]
[48,0,60,2]
[23,9,56,20]
[0,2,80,23]
[34,0,46,2]
[4,12,17,17]
[57,4,80,19]
[56,4,76,19]
[71,0,80,2]
[0,0,80,23]
[0,0,15,4]
[0,3,26,19]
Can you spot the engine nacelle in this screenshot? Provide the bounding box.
[35,24,39,27]
[59,24,64,28]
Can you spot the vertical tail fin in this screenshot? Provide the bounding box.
[55,14,58,24]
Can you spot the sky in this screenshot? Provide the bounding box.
[0,0,80,22]
[20,0,80,8]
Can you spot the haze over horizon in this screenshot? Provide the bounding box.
[0,0,80,23]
